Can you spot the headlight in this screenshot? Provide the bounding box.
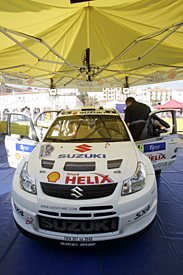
[20,162,37,194]
[122,162,146,196]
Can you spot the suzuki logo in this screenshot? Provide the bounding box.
[71,186,83,199]
[75,144,92,153]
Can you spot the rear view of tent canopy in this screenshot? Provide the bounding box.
[1,0,183,89]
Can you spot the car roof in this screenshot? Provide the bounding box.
[60,107,119,117]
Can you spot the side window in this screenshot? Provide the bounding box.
[152,111,173,135]
[9,114,31,138]
[35,112,58,128]
[146,111,174,139]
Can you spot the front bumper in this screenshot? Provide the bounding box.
[11,173,157,244]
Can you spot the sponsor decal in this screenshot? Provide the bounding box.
[60,242,79,247]
[15,153,21,159]
[39,216,118,233]
[39,144,54,159]
[71,186,83,199]
[65,173,113,184]
[137,145,144,152]
[72,112,77,115]
[58,153,106,158]
[147,153,166,162]
[79,243,96,247]
[134,205,150,220]
[97,79,104,87]
[14,202,24,216]
[75,144,92,152]
[60,207,77,211]
[60,242,96,247]
[153,160,175,169]
[168,70,177,79]
[47,172,60,182]
[79,111,104,114]
[105,143,110,146]
[16,143,35,153]
[27,78,34,85]
[26,217,34,224]
[143,142,166,153]
[114,170,121,174]
[44,112,51,122]
[145,70,164,83]
[2,72,24,84]
[40,205,77,211]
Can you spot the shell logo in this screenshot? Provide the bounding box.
[47,172,60,182]
[15,153,21,159]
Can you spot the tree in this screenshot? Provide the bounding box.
[84,95,99,107]
[77,92,88,105]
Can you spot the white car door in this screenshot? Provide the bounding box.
[135,109,178,171]
[33,110,60,141]
[5,112,39,168]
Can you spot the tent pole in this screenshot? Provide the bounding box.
[86,48,91,81]
[125,76,129,88]
[50,78,55,89]
[50,78,55,110]
[86,4,91,81]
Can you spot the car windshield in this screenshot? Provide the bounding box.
[43,114,130,143]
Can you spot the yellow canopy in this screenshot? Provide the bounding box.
[0,0,183,89]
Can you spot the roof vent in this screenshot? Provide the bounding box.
[81,107,96,111]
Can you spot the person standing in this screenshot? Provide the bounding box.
[125,97,151,141]
[24,106,31,116]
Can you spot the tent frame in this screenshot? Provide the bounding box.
[0,21,183,88]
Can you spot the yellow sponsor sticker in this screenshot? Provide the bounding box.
[47,172,60,182]
[15,153,21,159]
[137,145,144,152]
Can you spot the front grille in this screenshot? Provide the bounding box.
[61,213,91,218]
[93,212,116,217]
[38,210,59,216]
[64,162,95,171]
[40,182,118,200]
[80,205,113,211]
[38,216,119,234]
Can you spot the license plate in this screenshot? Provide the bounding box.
[63,236,93,242]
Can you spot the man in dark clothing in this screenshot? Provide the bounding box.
[125,97,151,141]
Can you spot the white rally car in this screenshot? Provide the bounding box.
[6,107,178,246]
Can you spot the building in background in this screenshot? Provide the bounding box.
[0,85,83,120]
[172,89,183,103]
[0,82,182,117]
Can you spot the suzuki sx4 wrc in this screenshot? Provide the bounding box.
[11,107,157,246]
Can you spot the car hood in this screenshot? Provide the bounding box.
[27,142,140,184]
